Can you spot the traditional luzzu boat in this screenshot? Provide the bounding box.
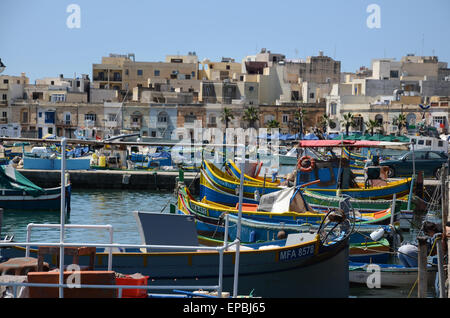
[220,152,413,201]
[177,186,391,263]
[202,160,283,197]
[201,160,413,218]
[0,165,71,210]
[181,183,394,233]
[302,189,413,213]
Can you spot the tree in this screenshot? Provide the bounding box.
[341,112,356,136]
[243,106,259,128]
[266,119,280,129]
[392,114,407,136]
[319,114,333,133]
[365,119,381,136]
[294,108,307,138]
[220,107,234,129]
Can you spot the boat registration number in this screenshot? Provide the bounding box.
[279,245,315,261]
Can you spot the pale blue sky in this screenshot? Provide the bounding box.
[1,0,449,82]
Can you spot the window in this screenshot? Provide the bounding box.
[85,113,97,122]
[137,70,143,76]
[44,112,55,124]
[158,112,168,123]
[2,94,6,100]
[433,116,446,125]
[108,114,117,122]
[65,113,71,124]
[282,114,289,123]
[210,116,216,124]
[38,112,42,118]
[3,79,8,84]
[22,112,28,123]
[226,65,230,70]
[438,140,444,147]
[309,93,315,99]
[48,127,53,134]
[249,86,254,92]
[76,80,80,87]
[192,71,196,78]
[151,131,157,137]
[2,112,6,118]
[375,114,383,125]
[51,94,66,102]
[418,140,425,145]
[390,70,399,78]
[426,140,432,146]
[330,103,337,115]
[125,69,129,76]
[154,70,160,76]
[185,75,191,80]
[428,152,443,160]
[51,81,54,85]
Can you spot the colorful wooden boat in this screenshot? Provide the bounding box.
[202,160,283,197]
[177,197,391,263]
[224,160,280,185]
[182,185,394,230]
[219,158,413,200]
[304,177,412,200]
[302,189,413,213]
[0,165,71,211]
[179,185,326,226]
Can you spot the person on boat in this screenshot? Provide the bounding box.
[397,221,442,268]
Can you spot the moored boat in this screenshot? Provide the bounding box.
[0,165,71,211]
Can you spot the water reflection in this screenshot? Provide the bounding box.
[2,189,176,245]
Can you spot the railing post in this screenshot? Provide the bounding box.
[25,224,33,258]
[59,137,67,298]
[108,225,113,271]
[233,158,245,298]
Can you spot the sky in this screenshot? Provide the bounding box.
[1,0,449,82]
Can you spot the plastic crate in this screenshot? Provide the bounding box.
[116,275,149,298]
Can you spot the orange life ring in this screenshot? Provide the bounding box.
[297,155,315,172]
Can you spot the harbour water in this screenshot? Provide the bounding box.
[0,189,438,298]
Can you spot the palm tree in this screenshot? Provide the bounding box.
[392,114,407,136]
[294,108,307,138]
[365,119,381,136]
[220,107,234,129]
[319,114,333,134]
[266,119,280,129]
[341,112,356,136]
[243,106,259,128]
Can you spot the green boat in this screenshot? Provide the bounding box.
[302,189,414,213]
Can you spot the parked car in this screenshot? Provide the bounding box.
[378,150,449,179]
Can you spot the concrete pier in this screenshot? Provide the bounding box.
[18,169,200,193]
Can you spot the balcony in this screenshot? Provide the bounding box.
[0,118,7,124]
[56,120,74,127]
[93,76,122,82]
[130,122,142,130]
